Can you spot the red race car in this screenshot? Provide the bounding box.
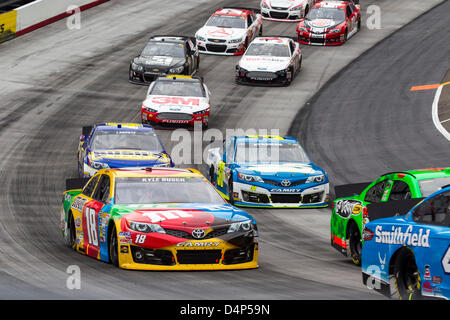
[296,0,360,46]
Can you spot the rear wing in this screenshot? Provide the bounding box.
[66,178,89,191]
[366,198,423,221]
[334,182,371,199]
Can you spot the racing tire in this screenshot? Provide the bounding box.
[357,18,361,32]
[259,25,263,36]
[209,166,215,183]
[228,178,234,205]
[196,55,200,72]
[348,223,362,265]
[285,67,294,87]
[64,212,76,250]
[305,5,309,16]
[344,28,348,43]
[109,224,120,268]
[392,250,422,300]
[128,67,134,81]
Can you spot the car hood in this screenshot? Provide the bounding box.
[143,95,210,113]
[235,162,323,179]
[197,26,247,40]
[268,0,305,9]
[239,55,291,72]
[134,55,185,70]
[305,18,343,31]
[115,203,255,230]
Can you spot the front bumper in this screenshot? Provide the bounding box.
[261,8,304,22]
[297,31,345,46]
[117,237,259,271]
[197,39,246,56]
[236,69,292,86]
[141,110,209,128]
[231,181,329,208]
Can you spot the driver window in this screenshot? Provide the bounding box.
[226,139,235,163]
[82,175,100,197]
[346,5,353,18]
[364,180,388,203]
[289,41,295,55]
[247,15,253,27]
[412,191,450,226]
[389,180,412,201]
[93,175,111,203]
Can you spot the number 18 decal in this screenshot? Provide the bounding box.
[84,207,98,246]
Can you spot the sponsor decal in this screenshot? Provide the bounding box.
[119,231,131,238]
[75,218,82,228]
[424,265,431,280]
[335,199,363,218]
[378,252,386,270]
[191,229,206,239]
[270,188,302,193]
[374,225,430,247]
[423,281,433,294]
[120,245,129,254]
[151,97,200,106]
[119,238,132,244]
[207,27,234,37]
[145,56,173,66]
[71,197,88,212]
[176,241,221,248]
[432,276,442,284]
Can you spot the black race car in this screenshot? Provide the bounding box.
[129,35,200,85]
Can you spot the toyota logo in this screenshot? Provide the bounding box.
[281,180,291,187]
[192,228,206,239]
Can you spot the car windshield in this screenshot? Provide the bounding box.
[418,177,450,197]
[91,130,163,151]
[149,80,205,97]
[234,142,310,163]
[141,42,185,58]
[245,43,290,57]
[206,15,246,29]
[114,176,225,204]
[306,7,345,22]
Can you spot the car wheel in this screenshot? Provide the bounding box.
[349,224,362,265]
[305,5,309,17]
[209,166,215,183]
[259,25,263,36]
[228,178,234,205]
[392,249,422,300]
[344,28,348,43]
[285,67,294,86]
[357,18,361,31]
[128,67,134,81]
[109,223,119,267]
[64,212,76,250]
[196,56,200,71]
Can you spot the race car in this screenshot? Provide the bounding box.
[129,35,200,84]
[195,7,263,55]
[260,0,318,22]
[362,186,450,300]
[206,135,329,208]
[296,0,361,46]
[60,168,259,270]
[331,168,450,265]
[235,36,302,86]
[141,75,211,129]
[77,123,173,178]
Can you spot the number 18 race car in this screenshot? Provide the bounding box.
[61,168,259,270]
[362,186,450,300]
[195,7,263,55]
[236,37,302,86]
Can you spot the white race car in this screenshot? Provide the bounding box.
[236,37,302,86]
[141,75,211,129]
[195,7,263,55]
[260,0,317,21]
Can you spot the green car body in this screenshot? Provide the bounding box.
[330,168,450,265]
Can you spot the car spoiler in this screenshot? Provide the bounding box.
[221,7,261,14]
[334,182,371,199]
[150,35,196,44]
[66,178,89,191]
[366,198,423,221]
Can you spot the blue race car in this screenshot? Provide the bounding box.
[206,135,329,208]
[362,186,450,300]
[77,123,173,177]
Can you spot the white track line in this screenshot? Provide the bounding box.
[432,84,450,141]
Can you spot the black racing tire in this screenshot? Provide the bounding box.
[228,178,234,205]
[357,18,361,31]
[349,223,362,265]
[65,212,76,250]
[109,223,119,267]
[285,67,294,86]
[344,28,348,43]
[305,5,309,16]
[259,25,263,36]
[392,250,422,300]
[196,55,200,71]
[209,166,215,183]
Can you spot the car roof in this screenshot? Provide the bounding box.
[104,168,202,178]
[252,37,291,45]
[94,123,155,132]
[235,135,299,144]
[214,8,251,17]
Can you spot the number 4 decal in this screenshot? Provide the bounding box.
[442,246,450,274]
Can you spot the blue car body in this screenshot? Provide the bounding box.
[78,123,173,177]
[206,135,329,208]
[362,186,450,300]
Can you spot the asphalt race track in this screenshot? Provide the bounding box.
[0,0,447,299]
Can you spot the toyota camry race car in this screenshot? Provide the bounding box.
[129,35,200,84]
[141,75,211,129]
[206,135,329,208]
[61,168,259,270]
[78,123,173,177]
[296,0,361,46]
[236,37,302,86]
[362,186,450,300]
[260,0,317,22]
[195,7,263,55]
[331,168,450,265]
